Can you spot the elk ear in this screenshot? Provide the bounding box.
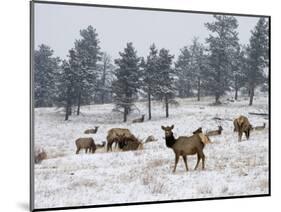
[171,125,174,129]
[161,126,165,130]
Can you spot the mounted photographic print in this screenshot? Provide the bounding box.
[30,0,270,211]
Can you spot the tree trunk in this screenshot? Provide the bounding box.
[234,87,238,100]
[65,105,69,121]
[249,86,255,106]
[148,91,152,120]
[65,86,71,121]
[165,95,169,118]
[215,93,220,104]
[197,77,201,101]
[123,106,127,122]
[77,91,81,115]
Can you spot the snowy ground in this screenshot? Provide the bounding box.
[34,95,269,209]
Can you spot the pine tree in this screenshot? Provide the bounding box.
[113,42,141,122]
[205,15,239,104]
[34,44,60,107]
[174,46,193,98]
[55,58,77,121]
[142,44,159,120]
[74,25,102,114]
[231,45,247,100]
[246,18,269,105]
[94,52,114,104]
[154,48,175,118]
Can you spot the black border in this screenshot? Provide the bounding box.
[30,1,271,211]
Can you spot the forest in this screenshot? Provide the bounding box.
[34,15,269,122]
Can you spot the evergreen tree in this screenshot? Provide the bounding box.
[142,44,159,120]
[205,15,239,104]
[34,44,60,107]
[154,48,175,118]
[94,52,114,104]
[74,25,102,114]
[174,46,193,98]
[231,45,247,100]
[113,42,141,122]
[246,18,269,105]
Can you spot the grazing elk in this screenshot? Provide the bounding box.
[161,125,208,173]
[253,123,266,131]
[75,137,96,154]
[132,115,145,123]
[96,141,106,149]
[84,126,99,134]
[233,115,253,142]
[118,135,143,151]
[206,126,223,136]
[106,128,132,151]
[34,148,47,164]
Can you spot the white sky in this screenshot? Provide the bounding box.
[34,3,262,60]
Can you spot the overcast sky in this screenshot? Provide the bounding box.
[34,3,262,60]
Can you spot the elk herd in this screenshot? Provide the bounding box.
[71,115,267,173]
[36,114,267,172]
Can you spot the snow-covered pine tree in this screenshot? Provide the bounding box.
[34,44,60,107]
[154,48,175,118]
[55,57,77,121]
[74,25,102,114]
[246,18,269,105]
[174,46,193,98]
[205,15,239,104]
[142,43,159,120]
[113,42,141,122]
[231,45,247,100]
[94,52,115,104]
[188,37,206,101]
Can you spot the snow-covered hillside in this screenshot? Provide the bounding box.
[34,96,269,209]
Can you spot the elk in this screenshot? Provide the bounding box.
[233,115,253,142]
[84,126,99,134]
[106,128,132,151]
[253,123,266,131]
[193,127,202,134]
[206,126,223,136]
[132,115,145,123]
[144,135,158,143]
[75,137,96,154]
[161,125,207,173]
[118,135,143,151]
[34,148,47,164]
[96,141,106,149]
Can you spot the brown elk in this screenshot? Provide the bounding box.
[132,115,145,123]
[253,123,266,131]
[144,135,158,143]
[84,126,99,134]
[118,135,143,151]
[206,126,223,136]
[106,128,132,151]
[161,125,208,173]
[233,115,253,142]
[96,141,106,149]
[75,137,96,154]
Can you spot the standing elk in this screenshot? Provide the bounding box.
[132,115,145,123]
[75,137,96,154]
[233,115,253,142]
[206,126,223,136]
[161,125,209,173]
[84,126,99,134]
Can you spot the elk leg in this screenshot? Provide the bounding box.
[76,148,80,154]
[238,131,242,142]
[201,153,205,170]
[85,148,88,153]
[182,155,189,171]
[194,153,201,170]
[107,142,112,152]
[173,153,180,173]
[246,130,250,140]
